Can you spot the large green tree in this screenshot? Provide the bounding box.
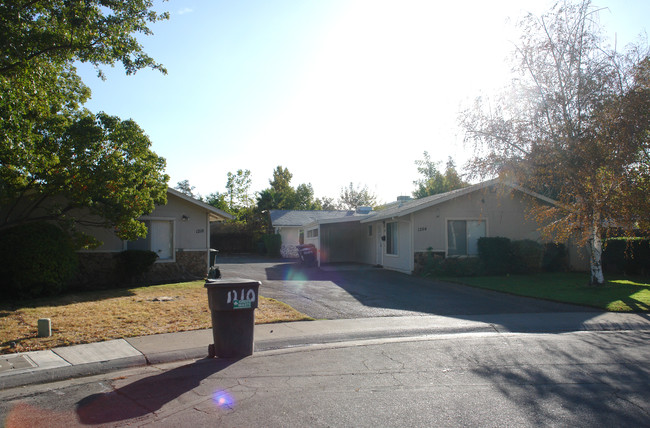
[413,152,468,198]
[256,166,320,211]
[460,0,650,284]
[0,1,169,244]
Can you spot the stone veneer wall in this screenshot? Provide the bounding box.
[280,244,299,259]
[72,250,208,288]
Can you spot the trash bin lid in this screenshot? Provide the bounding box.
[204,278,261,288]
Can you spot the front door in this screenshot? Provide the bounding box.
[151,220,173,260]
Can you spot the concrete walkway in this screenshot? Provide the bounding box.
[2,311,650,390]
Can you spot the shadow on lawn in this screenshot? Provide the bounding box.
[0,287,137,310]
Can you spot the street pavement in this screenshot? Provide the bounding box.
[2,311,650,390]
[1,326,649,427]
[2,258,650,426]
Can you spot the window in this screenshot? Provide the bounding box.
[127,220,174,261]
[307,228,319,238]
[368,225,373,237]
[447,220,485,256]
[386,222,398,255]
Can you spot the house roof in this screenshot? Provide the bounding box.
[270,180,558,228]
[359,179,558,223]
[167,188,234,221]
[270,210,363,227]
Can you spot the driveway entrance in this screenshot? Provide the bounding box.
[219,256,596,321]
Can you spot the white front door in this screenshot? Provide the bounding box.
[150,220,173,260]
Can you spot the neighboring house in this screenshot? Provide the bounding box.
[74,188,233,286]
[269,209,372,258]
[293,180,588,274]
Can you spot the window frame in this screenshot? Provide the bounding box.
[446,219,486,257]
[386,221,398,256]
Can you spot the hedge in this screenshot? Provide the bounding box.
[0,222,78,299]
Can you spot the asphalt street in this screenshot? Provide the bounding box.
[2,330,649,427]
[219,256,597,320]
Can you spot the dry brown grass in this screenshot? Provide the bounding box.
[0,281,312,354]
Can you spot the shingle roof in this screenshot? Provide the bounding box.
[270,180,558,227]
[270,210,361,227]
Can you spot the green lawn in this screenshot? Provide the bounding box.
[443,272,650,312]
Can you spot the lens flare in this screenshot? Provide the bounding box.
[212,390,235,408]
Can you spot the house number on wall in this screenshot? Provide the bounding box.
[417,226,427,232]
[226,289,256,309]
[195,228,204,234]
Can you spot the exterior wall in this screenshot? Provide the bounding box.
[277,226,302,258]
[152,193,210,252]
[412,187,543,255]
[380,218,413,274]
[75,192,213,284]
[72,249,208,288]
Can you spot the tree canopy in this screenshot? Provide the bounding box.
[460,0,650,284]
[337,183,377,210]
[0,0,170,244]
[412,152,468,198]
[256,166,321,211]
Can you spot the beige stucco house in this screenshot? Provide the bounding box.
[74,188,233,285]
[299,180,587,274]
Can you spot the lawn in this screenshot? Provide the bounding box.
[445,272,650,312]
[0,281,313,355]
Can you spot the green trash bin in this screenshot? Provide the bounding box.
[205,278,260,358]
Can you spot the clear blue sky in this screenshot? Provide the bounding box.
[76,0,650,204]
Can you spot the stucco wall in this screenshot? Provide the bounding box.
[278,227,302,258]
[412,187,543,254]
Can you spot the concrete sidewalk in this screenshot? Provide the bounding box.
[2,311,650,390]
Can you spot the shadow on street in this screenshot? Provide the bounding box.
[76,358,241,424]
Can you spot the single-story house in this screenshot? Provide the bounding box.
[269,209,372,258]
[74,188,233,285]
[295,180,588,274]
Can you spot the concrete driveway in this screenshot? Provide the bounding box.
[219,256,597,321]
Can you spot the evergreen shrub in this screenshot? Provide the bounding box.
[117,250,158,279]
[262,233,282,258]
[511,239,544,273]
[477,237,513,274]
[0,222,78,299]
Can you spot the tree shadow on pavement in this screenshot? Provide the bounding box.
[468,331,650,426]
[76,357,242,424]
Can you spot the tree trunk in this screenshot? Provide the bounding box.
[588,218,605,286]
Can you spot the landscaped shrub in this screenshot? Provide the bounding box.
[541,243,569,272]
[117,250,158,279]
[262,233,282,258]
[603,239,650,276]
[511,240,544,273]
[421,257,485,277]
[477,237,513,274]
[0,222,78,299]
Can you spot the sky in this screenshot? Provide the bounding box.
[76,0,650,205]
